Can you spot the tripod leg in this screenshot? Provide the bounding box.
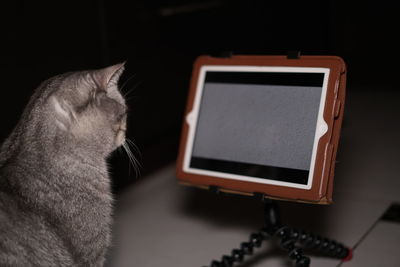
[204,199,351,267]
[290,228,350,259]
[262,201,310,267]
[267,226,310,267]
[205,229,268,267]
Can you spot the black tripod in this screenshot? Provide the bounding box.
[204,195,352,267]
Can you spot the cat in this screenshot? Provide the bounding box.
[0,63,127,266]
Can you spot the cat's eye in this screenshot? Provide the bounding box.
[117,113,127,122]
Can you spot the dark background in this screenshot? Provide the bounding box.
[1,0,398,193]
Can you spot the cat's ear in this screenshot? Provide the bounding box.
[50,96,77,131]
[91,62,125,91]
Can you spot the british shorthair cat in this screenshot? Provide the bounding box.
[0,63,128,266]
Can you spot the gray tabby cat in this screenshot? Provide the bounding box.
[0,63,127,266]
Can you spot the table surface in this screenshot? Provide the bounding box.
[106,88,400,267]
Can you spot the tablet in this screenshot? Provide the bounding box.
[176,55,346,204]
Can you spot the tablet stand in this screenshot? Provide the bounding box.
[200,51,351,266]
[204,190,352,267]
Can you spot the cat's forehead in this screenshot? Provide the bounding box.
[63,71,96,90]
[60,71,125,102]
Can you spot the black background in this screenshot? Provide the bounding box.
[1,0,398,193]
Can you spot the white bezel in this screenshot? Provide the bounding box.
[183,65,330,190]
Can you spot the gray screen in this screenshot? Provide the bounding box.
[191,82,322,171]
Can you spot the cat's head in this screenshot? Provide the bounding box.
[29,63,128,158]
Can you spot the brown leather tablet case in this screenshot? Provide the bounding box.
[176,55,346,204]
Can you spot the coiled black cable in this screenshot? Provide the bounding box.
[204,226,310,267]
[203,197,350,267]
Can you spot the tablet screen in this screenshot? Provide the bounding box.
[187,68,327,188]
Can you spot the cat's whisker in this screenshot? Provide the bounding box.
[122,142,134,177]
[128,143,142,171]
[128,142,142,177]
[125,139,142,175]
[125,138,142,157]
[122,81,142,99]
[122,141,141,178]
[119,73,137,94]
[124,94,139,103]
